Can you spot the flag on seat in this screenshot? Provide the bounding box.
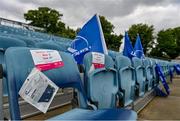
[155,64,170,96]
[68,14,108,64]
[134,34,145,59]
[174,64,180,74]
[122,32,134,59]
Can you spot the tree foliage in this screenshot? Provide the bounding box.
[151,28,180,59]
[173,27,180,53]
[24,7,179,58]
[100,16,123,51]
[128,23,154,55]
[24,7,75,39]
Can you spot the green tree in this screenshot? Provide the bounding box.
[151,28,179,59]
[24,7,75,39]
[173,27,180,53]
[58,27,76,39]
[100,16,123,51]
[128,23,154,55]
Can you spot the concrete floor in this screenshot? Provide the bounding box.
[139,75,180,120]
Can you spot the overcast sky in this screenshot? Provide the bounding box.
[0,0,180,34]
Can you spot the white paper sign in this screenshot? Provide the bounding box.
[19,68,59,113]
[30,50,64,71]
[92,52,105,65]
[92,52,105,68]
[89,52,105,73]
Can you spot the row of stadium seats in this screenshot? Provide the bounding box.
[108,52,173,100]
[0,25,50,40]
[0,26,137,120]
[0,34,174,106]
[0,25,72,48]
[1,47,178,120]
[1,47,137,120]
[0,25,179,120]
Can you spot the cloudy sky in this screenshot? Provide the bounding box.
[0,0,180,34]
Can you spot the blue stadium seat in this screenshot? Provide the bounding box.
[0,25,73,49]
[83,52,118,108]
[35,40,62,51]
[0,36,26,49]
[15,36,36,47]
[5,47,137,120]
[0,36,27,96]
[48,108,136,120]
[143,58,154,91]
[54,41,70,51]
[108,50,120,61]
[115,55,135,106]
[132,57,146,97]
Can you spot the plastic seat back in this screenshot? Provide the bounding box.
[132,57,146,97]
[35,40,62,51]
[83,52,118,108]
[115,55,135,106]
[5,47,88,120]
[53,41,70,51]
[0,36,27,96]
[108,50,120,61]
[0,36,26,49]
[14,35,36,47]
[143,59,153,91]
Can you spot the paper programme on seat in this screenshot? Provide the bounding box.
[19,68,59,113]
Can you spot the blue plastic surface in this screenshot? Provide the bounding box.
[5,47,137,120]
[5,47,87,120]
[143,59,153,91]
[83,52,118,108]
[48,108,137,120]
[35,40,62,51]
[115,55,135,106]
[132,57,146,97]
[0,36,27,96]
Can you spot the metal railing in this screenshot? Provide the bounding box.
[0,17,44,32]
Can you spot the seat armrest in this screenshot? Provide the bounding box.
[136,65,144,70]
[116,91,123,100]
[0,64,3,79]
[129,66,135,70]
[87,101,97,110]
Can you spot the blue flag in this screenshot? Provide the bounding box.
[174,64,180,74]
[68,14,108,64]
[123,32,134,59]
[155,64,170,96]
[134,34,145,59]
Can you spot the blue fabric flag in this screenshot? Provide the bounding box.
[174,64,180,75]
[123,32,134,59]
[68,14,108,64]
[134,34,145,59]
[155,64,170,97]
[169,66,173,82]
